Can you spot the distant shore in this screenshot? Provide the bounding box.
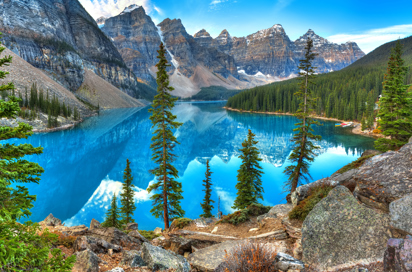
[223,106,384,139]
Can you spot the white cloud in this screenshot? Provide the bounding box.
[214,186,236,214]
[79,0,154,19]
[209,0,228,9]
[327,24,412,54]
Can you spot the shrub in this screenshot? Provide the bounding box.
[138,230,161,241]
[218,203,271,226]
[289,184,333,221]
[217,240,277,272]
[171,218,193,229]
[336,154,375,174]
[373,128,382,134]
[50,231,77,248]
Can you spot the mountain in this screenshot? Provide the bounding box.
[194,25,365,77]
[226,35,412,121]
[0,0,155,100]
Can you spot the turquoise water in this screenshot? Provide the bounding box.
[7,102,375,230]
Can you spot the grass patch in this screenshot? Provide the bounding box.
[138,230,161,241]
[218,203,271,226]
[289,184,334,221]
[171,218,193,229]
[335,154,375,174]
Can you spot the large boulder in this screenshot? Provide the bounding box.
[73,236,122,254]
[257,204,292,222]
[128,230,150,243]
[187,240,240,271]
[72,249,103,272]
[291,178,341,206]
[354,144,412,210]
[193,218,218,228]
[87,227,141,249]
[384,235,412,271]
[390,193,412,235]
[107,268,124,272]
[170,237,196,255]
[90,219,100,230]
[302,186,390,270]
[119,250,146,267]
[141,242,191,271]
[275,252,305,271]
[154,227,162,235]
[39,213,62,226]
[125,222,138,231]
[48,225,88,236]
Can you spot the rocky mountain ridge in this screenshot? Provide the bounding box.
[0,0,155,100]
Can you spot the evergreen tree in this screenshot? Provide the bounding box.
[283,38,322,194]
[375,41,412,151]
[232,129,264,210]
[0,32,75,271]
[147,42,184,229]
[361,116,367,131]
[120,159,136,225]
[200,160,214,218]
[101,194,121,228]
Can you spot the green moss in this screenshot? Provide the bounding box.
[289,185,334,221]
[138,230,161,241]
[172,218,193,229]
[217,203,271,225]
[336,154,375,174]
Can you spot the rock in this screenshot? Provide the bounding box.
[302,186,390,270]
[275,252,305,271]
[50,225,88,236]
[153,227,162,235]
[187,240,240,271]
[87,227,141,249]
[390,193,412,235]
[409,136,412,144]
[40,213,62,226]
[249,228,259,232]
[170,237,195,255]
[361,150,381,157]
[72,249,102,272]
[383,235,412,272]
[293,239,302,260]
[73,236,122,254]
[291,178,340,206]
[120,250,146,267]
[281,218,302,239]
[108,249,113,256]
[257,204,292,222]
[128,230,150,243]
[211,226,218,234]
[193,218,218,228]
[125,222,139,231]
[90,219,100,230]
[107,268,124,272]
[141,242,191,271]
[354,144,412,209]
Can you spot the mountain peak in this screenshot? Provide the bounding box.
[218,29,231,39]
[194,29,211,38]
[120,4,141,15]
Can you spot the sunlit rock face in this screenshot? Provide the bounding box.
[0,0,150,99]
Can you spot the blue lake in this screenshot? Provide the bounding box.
[8,101,375,230]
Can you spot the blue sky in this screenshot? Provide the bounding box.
[80,0,412,53]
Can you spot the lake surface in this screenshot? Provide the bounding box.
[8,101,375,230]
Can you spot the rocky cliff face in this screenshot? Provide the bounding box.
[194,25,365,78]
[0,0,154,99]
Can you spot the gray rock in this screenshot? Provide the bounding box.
[409,136,412,144]
[275,252,305,271]
[120,250,146,267]
[107,268,124,272]
[193,217,218,228]
[125,222,139,231]
[87,227,141,249]
[390,193,412,235]
[354,144,412,209]
[188,240,240,271]
[73,236,122,254]
[141,242,191,271]
[383,235,412,271]
[128,230,150,243]
[170,237,195,255]
[361,150,381,157]
[302,186,390,270]
[40,213,62,226]
[257,204,292,222]
[72,249,102,272]
[90,219,100,230]
[291,178,339,206]
[154,227,162,235]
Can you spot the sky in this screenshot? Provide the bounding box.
[79,0,412,53]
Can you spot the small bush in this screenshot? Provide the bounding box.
[51,231,77,248]
[372,128,382,134]
[289,184,334,221]
[336,154,375,174]
[171,218,193,229]
[218,203,271,225]
[138,230,161,241]
[217,240,277,272]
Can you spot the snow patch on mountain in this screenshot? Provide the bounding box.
[120,4,141,15]
[156,26,179,68]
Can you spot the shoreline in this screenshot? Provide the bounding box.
[32,112,98,133]
[223,106,384,139]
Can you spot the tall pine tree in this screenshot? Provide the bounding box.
[200,160,214,218]
[232,129,264,210]
[283,38,322,194]
[0,32,75,271]
[148,42,184,229]
[120,159,136,225]
[102,193,121,228]
[375,41,412,151]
